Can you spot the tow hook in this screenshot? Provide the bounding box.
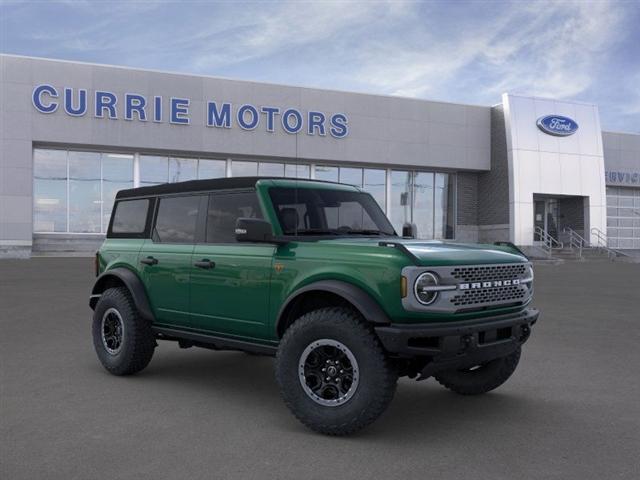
[461,334,474,352]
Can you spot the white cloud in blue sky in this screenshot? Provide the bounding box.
[1,0,639,131]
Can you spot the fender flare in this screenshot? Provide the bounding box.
[276,280,391,336]
[89,268,155,322]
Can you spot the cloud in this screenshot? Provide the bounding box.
[186,1,410,72]
[349,0,626,102]
[485,1,624,99]
[1,0,637,130]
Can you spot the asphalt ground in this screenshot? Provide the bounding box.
[1,258,639,480]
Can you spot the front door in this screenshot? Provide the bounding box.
[189,190,275,340]
[533,198,559,243]
[139,194,203,327]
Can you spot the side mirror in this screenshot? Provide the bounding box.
[235,218,277,243]
[402,223,417,239]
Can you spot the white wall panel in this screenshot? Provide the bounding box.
[503,93,607,245]
[539,152,563,193]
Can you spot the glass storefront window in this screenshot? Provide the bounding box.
[390,171,411,234]
[169,157,197,183]
[259,162,285,176]
[34,149,67,232]
[413,172,434,239]
[68,151,101,233]
[140,155,168,186]
[363,169,386,212]
[314,165,338,182]
[102,153,133,232]
[285,164,310,178]
[339,167,362,187]
[32,150,456,241]
[198,159,226,179]
[434,173,449,239]
[232,161,258,177]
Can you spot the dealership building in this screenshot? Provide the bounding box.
[1,54,639,258]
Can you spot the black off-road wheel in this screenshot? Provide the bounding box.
[434,347,521,395]
[92,287,155,376]
[275,307,397,436]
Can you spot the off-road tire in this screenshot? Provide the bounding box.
[275,307,397,436]
[92,287,155,376]
[434,347,521,395]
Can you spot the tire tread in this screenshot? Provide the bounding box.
[276,307,397,436]
[434,348,521,395]
[92,287,155,376]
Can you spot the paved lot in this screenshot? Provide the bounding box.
[1,258,639,480]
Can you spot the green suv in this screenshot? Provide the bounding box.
[90,177,538,435]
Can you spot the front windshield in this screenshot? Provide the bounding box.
[269,187,396,236]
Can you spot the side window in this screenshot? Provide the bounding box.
[110,199,150,236]
[154,195,201,243]
[206,191,263,243]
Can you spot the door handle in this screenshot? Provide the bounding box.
[194,259,215,269]
[140,256,158,266]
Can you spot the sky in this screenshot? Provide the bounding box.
[1,0,639,132]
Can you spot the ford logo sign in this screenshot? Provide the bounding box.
[536,115,579,137]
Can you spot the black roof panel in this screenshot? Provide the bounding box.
[114,176,341,199]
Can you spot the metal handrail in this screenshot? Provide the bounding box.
[563,227,585,259]
[590,227,628,259]
[535,226,563,257]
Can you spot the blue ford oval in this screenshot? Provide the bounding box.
[536,115,579,136]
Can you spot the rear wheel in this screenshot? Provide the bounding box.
[275,307,397,435]
[92,287,155,376]
[434,347,521,395]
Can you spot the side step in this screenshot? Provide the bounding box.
[153,326,278,356]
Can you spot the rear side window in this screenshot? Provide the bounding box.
[206,191,263,243]
[154,195,201,243]
[110,199,150,235]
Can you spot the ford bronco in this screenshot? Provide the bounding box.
[90,177,538,435]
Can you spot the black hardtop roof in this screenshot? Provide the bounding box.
[114,176,345,199]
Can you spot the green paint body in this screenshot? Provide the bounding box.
[98,179,529,346]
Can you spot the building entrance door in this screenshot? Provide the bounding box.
[533,198,559,242]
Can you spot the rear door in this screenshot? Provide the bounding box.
[139,194,205,327]
[189,190,275,339]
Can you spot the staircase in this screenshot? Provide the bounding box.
[526,227,631,262]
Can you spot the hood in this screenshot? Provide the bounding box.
[318,238,527,266]
[399,240,526,266]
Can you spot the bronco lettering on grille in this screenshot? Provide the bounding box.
[458,279,520,290]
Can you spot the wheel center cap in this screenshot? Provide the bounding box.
[326,365,338,377]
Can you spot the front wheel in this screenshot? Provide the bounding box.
[434,347,521,395]
[275,307,397,436]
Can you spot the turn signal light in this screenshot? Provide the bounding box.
[401,276,408,298]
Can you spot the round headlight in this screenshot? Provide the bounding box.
[414,272,439,305]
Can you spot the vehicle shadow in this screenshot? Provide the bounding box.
[125,345,545,442]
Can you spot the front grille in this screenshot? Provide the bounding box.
[451,285,527,307]
[451,264,527,283]
[401,262,533,314]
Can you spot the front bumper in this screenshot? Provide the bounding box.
[375,308,539,379]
